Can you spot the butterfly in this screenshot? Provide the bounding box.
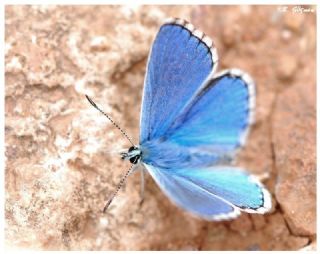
[86,18,272,220]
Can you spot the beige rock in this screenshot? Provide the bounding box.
[276,54,299,81]
[283,9,305,33]
[201,213,309,250]
[5,5,316,250]
[273,77,316,236]
[299,240,317,251]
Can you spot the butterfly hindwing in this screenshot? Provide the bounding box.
[140,18,218,144]
[145,164,271,220]
[145,164,240,220]
[172,166,271,213]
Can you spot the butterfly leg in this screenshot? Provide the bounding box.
[139,167,145,208]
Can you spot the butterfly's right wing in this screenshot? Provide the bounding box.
[165,69,255,152]
[145,164,240,220]
[141,70,255,168]
[145,164,271,220]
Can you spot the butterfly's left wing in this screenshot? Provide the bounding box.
[145,164,271,220]
[140,18,218,144]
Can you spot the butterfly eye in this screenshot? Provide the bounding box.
[128,146,136,152]
[129,156,139,164]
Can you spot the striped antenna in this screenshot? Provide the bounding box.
[85,95,135,146]
[103,164,134,212]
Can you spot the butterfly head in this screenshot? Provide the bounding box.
[121,146,142,164]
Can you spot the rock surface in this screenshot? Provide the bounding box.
[5,5,316,250]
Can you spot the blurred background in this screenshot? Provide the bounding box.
[5,5,316,250]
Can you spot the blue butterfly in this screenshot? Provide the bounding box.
[86,18,271,220]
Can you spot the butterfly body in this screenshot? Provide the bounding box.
[121,146,141,164]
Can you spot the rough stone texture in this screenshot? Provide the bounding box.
[273,56,316,236]
[5,5,316,250]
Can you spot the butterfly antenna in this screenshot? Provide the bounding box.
[103,164,134,213]
[85,95,135,146]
